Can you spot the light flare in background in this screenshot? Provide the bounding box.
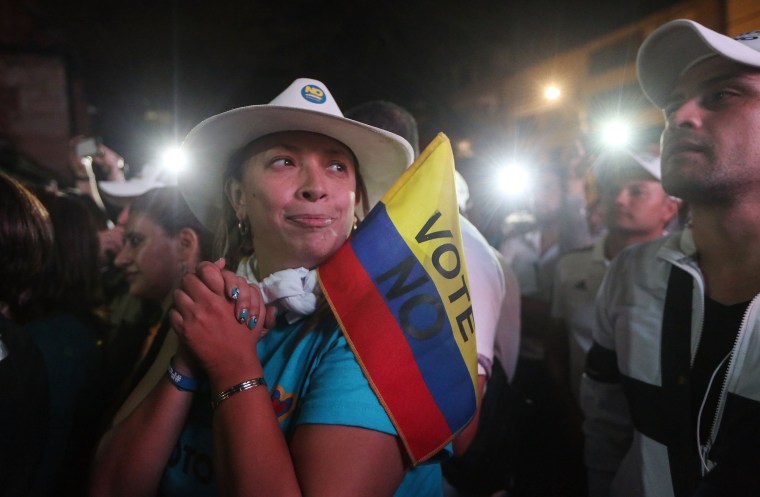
[600,119,631,148]
[160,146,187,174]
[496,163,532,198]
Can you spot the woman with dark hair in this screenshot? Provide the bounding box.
[18,188,110,497]
[22,190,106,318]
[0,176,53,319]
[105,186,214,420]
[91,79,453,497]
[0,172,53,496]
[117,186,214,302]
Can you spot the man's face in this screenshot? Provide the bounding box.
[660,57,760,203]
[600,172,677,237]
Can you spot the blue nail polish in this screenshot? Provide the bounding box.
[247,316,258,330]
[231,287,240,300]
[238,308,249,323]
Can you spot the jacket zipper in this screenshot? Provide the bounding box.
[689,277,705,369]
[700,293,760,473]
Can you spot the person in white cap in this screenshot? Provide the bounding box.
[552,149,679,404]
[551,150,679,497]
[581,20,760,497]
[90,78,453,497]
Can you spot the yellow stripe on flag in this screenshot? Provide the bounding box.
[381,133,479,392]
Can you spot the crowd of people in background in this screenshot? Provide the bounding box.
[1,17,760,497]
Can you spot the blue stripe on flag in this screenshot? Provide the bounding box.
[351,203,476,431]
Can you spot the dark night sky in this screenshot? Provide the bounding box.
[37,0,678,167]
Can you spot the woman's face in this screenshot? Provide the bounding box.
[115,213,182,301]
[229,131,359,275]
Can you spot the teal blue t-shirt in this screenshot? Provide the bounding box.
[160,315,444,496]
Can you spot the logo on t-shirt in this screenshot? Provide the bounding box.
[271,385,297,422]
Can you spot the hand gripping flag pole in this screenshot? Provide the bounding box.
[318,133,478,465]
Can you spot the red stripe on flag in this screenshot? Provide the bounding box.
[320,242,453,462]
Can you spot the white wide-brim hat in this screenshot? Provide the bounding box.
[177,78,414,231]
[637,19,760,108]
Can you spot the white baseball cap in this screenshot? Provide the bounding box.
[637,19,760,107]
[177,78,414,230]
[592,149,661,188]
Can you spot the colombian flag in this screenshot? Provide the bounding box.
[318,133,478,465]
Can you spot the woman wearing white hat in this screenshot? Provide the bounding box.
[90,79,447,496]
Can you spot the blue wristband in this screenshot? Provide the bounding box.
[166,361,199,392]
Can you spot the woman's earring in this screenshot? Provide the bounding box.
[180,261,188,275]
[352,215,359,232]
[238,218,250,237]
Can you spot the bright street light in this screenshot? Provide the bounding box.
[544,85,561,101]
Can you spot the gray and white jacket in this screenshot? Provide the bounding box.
[581,229,760,497]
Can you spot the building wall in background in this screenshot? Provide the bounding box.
[0,0,90,185]
[0,52,73,182]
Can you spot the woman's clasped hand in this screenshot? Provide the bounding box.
[170,258,276,378]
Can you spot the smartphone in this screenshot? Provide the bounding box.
[75,137,101,157]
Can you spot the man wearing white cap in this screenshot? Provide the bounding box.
[581,20,760,497]
[552,149,679,404]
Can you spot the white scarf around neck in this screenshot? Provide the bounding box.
[237,257,322,324]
